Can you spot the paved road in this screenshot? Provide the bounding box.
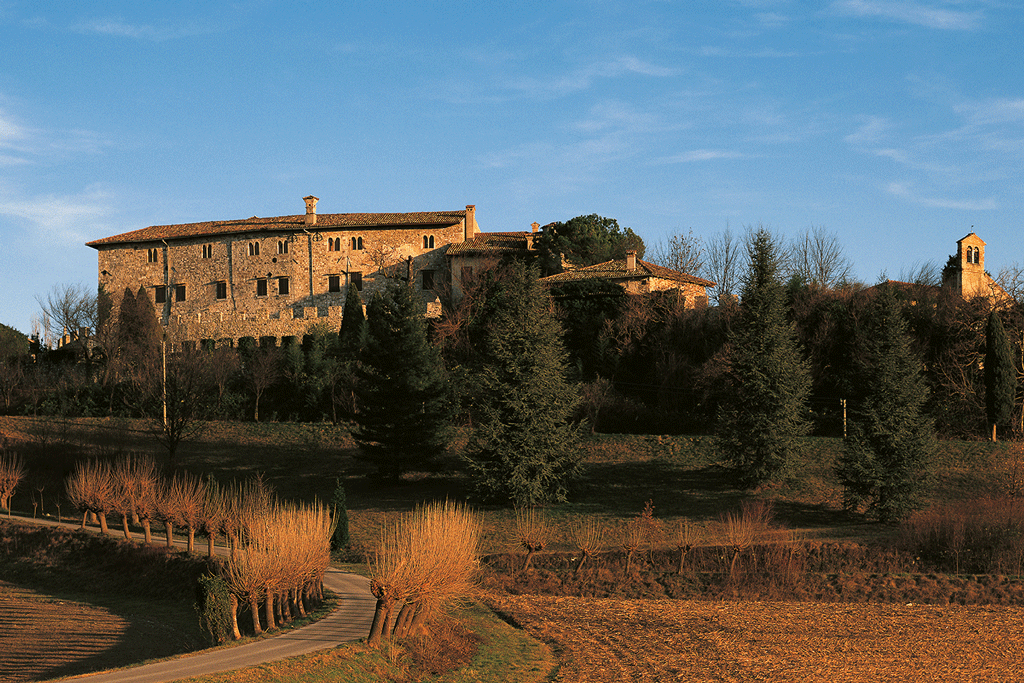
[4,515,376,682]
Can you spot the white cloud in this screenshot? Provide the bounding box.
[886,182,997,210]
[656,149,744,163]
[0,185,118,243]
[844,116,893,145]
[832,0,983,30]
[955,98,1024,126]
[509,56,677,98]
[69,17,208,41]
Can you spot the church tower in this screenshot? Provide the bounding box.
[952,232,988,298]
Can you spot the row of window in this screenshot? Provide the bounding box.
[145,235,437,262]
[153,272,377,303]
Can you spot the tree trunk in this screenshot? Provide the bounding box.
[393,602,416,638]
[207,531,216,557]
[229,593,241,640]
[677,547,688,575]
[187,525,196,553]
[97,512,108,534]
[80,510,87,530]
[249,595,262,635]
[142,519,152,544]
[367,597,391,646]
[165,521,174,548]
[264,586,277,631]
[121,513,131,539]
[992,422,998,442]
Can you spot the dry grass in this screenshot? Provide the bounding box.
[486,593,1024,683]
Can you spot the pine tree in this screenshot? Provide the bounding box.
[836,285,935,523]
[464,262,583,506]
[985,309,1016,442]
[353,283,452,481]
[719,228,811,487]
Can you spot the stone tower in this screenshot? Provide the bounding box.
[951,232,988,299]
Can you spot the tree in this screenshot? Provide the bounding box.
[353,283,453,481]
[704,227,743,304]
[35,283,97,348]
[154,346,212,463]
[650,229,706,277]
[985,309,1016,442]
[835,285,935,523]
[719,228,811,488]
[786,226,853,290]
[464,262,583,505]
[338,282,366,360]
[536,214,645,274]
[246,347,280,422]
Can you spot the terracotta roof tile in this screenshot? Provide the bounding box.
[540,257,716,287]
[87,210,468,248]
[446,231,534,256]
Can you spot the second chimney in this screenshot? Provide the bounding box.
[626,249,637,272]
[304,196,319,226]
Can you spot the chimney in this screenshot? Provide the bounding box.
[303,196,319,226]
[626,250,637,272]
[465,204,477,240]
[531,222,539,233]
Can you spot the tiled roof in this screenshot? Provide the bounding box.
[446,231,534,256]
[540,257,716,287]
[86,210,468,248]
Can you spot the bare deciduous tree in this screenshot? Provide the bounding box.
[35,283,97,348]
[650,229,706,276]
[787,226,853,290]
[705,227,743,303]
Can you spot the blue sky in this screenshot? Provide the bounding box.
[2,1,1022,334]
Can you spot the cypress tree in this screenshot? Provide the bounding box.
[836,285,935,523]
[985,309,1016,442]
[464,262,583,506]
[330,478,350,550]
[339,282,366,360]
[353,283,452,481]
[719,228,811,487]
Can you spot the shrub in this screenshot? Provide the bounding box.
[195,573,233,645]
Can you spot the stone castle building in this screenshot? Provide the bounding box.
[943,232,1009,302]
[87,197,479,345]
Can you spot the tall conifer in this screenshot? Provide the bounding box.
[353,283,452,481]
[836,285,934,522]
[985,309,1016,442]
[719,228,811,487]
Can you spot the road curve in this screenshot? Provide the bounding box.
[4,515,376,683]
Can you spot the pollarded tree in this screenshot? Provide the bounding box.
[719,228,811,488]
[464,262,583,506]
[353,283,453,482]
[836,285,935,523]
[985,309,1016,442]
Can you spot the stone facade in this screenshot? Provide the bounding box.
[944,232,1010,303]
[87,198,479,345]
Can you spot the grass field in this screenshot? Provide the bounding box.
[2,415,1023,681]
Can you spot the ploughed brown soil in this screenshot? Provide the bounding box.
[484,594,1024,683]
[0,581,199,683]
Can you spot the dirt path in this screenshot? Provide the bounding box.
[485,594,1024,682]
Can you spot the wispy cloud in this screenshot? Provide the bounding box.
[0,185,119,243]
[844,115,893,145]
[832,0,984,30]
[509,56,677,98]
[655,149,744,163]
[69,17,208,41]
[886,182,997,210]
[954,97,1024,126]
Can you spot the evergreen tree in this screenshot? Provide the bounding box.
[464,262,583,505]
[836,285,935,523]
[719,228,811,487]
[353,283,452,481]
[339,282,366,360]
[985,309,1016,442]
[330,478,350,551]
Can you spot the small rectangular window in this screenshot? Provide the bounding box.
[256,278,267,296]
[175,284,186,302]
[350,272,363,291]
[216,281,227,300]
[155,285,166,304]
[202,244,213,258]
[422,269,435,290]
[279,277,289,296]
[328,275,341,293]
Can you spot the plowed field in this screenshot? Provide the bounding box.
[485,593,1024,682]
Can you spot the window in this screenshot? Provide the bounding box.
[351,236,364,250]
[350,272,363,291]
[422,269,435,290]
[328,275,341,293]
[249,242,260,256]
[148,248,159,263]
[202,244,213,258]
[155,285,166,304]
[175,284,186,302]
[216,281,227,300]
[278,277,289,296]
[278,240,288,254]
[328,237,341,252]
[256,278,267,296]
[423,235,434,249]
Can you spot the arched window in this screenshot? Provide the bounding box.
[352,236,364,250]
[423,235,434,249]
[278,240,288,254]
[974,247,980,264]
[249,242,260,256]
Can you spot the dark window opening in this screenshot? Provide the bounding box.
[175,284,186,302]
[278,240,288,254]
[328,275,341,293]
[202,244,213,258]
[350,272,362,291]
[216,281,227,300]
[155,285,166,304]
[148,248,159,263]
[256,278,267,296]
[279,277,289,296]
[249,242,260,256]
[351,236,364,250]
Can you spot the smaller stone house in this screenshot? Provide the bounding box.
[539,250,716,307]
[445,222,542,300]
